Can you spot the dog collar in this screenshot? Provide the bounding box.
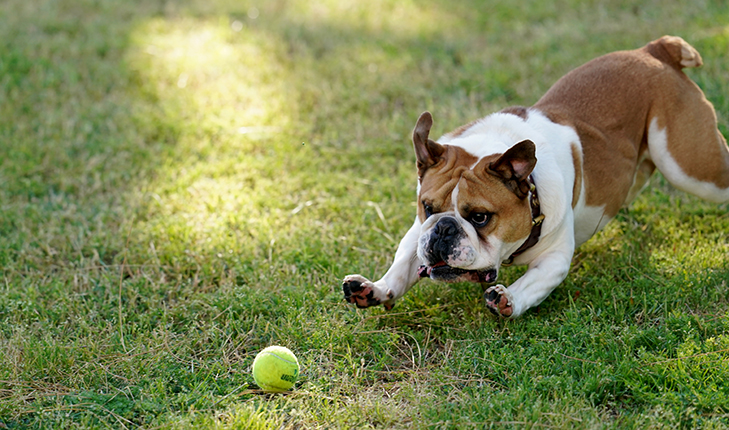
[502,175,544,266]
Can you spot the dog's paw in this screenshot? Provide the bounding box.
[484,284,514,317]
[342,275,395,310]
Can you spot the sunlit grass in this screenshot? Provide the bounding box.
[127,18,296,256]
[121,6,443,279]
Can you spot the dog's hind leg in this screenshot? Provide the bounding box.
[645,36,729,202]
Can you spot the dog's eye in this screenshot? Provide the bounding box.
[469,212,491,228]
[422,202,434,218]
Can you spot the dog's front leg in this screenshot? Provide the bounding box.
[343,218,423,310]
[485,249,573,318]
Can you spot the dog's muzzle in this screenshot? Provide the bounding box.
[417,216,498,283]
[423,217,464,264]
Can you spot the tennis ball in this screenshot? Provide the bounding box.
[252,346,300,392]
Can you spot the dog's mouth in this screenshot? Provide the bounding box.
[418,261,498,284]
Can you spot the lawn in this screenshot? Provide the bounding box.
[2,0,729,428]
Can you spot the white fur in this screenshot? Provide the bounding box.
[439,113,530,158]
[448,184,478,267]
[573,203,611,246]
[354,217,423,306]
[648,118,729,202]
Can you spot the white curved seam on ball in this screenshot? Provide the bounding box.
[261,352,297,365]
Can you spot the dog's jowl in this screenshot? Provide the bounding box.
[343,36,729,318]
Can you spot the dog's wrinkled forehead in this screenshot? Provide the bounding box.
[418,150,521,215]
[417,145,488,222]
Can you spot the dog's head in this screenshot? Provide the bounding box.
[413,112,537,284]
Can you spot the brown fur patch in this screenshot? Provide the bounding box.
[533,36,729,216]
[534,50,656,216]
[570,143,582,208]
[499,106,529,120]
[458,156,533,245]
[650,78,729,189]
[417,146,478,221]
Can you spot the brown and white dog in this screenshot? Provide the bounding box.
[342,36,729,318]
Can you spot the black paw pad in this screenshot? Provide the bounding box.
[343,279,362,299]
[485,289,499,303]
[343,279,363,295]
[484,290,501,315]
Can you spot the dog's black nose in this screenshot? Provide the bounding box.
[433,217,459,240]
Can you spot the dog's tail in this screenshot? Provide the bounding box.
[645,35,703,70]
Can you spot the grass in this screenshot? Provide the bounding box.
[1,0,729,428]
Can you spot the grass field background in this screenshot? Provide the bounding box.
[2,0,729,428]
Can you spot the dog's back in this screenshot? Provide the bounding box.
[534,35,729,218]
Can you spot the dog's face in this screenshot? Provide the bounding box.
[412,112,537,284]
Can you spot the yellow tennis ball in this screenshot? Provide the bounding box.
[252,346,300,392]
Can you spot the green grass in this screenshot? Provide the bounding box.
[2,0,729,428]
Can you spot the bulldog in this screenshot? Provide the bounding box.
[342,36,729,318]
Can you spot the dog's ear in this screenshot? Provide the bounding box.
[413,111,445,178]
[488,139,537,198]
